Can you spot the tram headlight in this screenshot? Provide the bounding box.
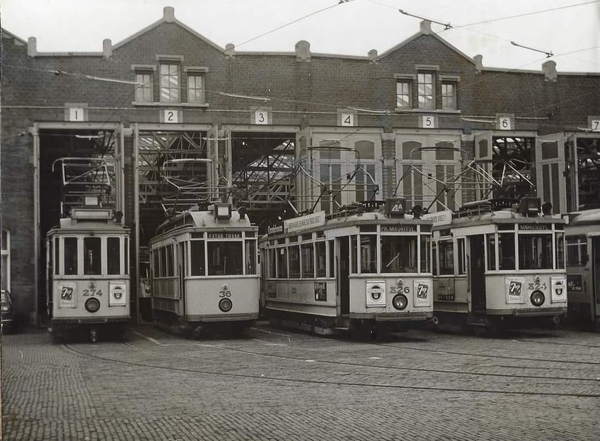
[85,298,101,313]
[219,298,233,312]
[530,290,545,307]
[392,294,408,311]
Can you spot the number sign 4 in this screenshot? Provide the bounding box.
[340,113,354,127]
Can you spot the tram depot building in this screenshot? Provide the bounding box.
[2,6,600,326]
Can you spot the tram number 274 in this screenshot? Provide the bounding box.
[83,289,103,297]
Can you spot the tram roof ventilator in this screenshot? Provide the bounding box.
[455,197,551,219]
[68,195,122,224]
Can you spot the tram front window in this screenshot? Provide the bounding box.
[84,237,102,275]
[519,234,553,270]
[208,242,243,275]
[64,237,78,275]
[360,236,377,274]
[499,233,516,270]
[190,241,205,276]
[107,237,121,275]
[381,236,417,273]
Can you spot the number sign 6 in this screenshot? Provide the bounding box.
[498,117,511,130]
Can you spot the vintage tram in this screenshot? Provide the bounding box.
[260,199,434,336]
[427,198,567,333]
[565,208,600,331]
[149,202,260,336]
[46,204,131,342]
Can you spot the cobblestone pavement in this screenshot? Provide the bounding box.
[3,325,600,440]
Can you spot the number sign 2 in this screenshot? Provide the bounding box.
[421,116,436,129]
[254,110,269,125]
[164,110,178,123]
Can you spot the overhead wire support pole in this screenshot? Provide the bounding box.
[511,41,554,58]
[398,9,452,30]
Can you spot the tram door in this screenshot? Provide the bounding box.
[339,237,350,315]
[470,235,486,311]
[593,237,600,318]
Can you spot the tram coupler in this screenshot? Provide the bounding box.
[192,325,203,338]
[90,328,98,343]
[553,315,561,331]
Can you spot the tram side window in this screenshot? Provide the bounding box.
[438,240,454,275]
[360,236,377,274]
[190,241,205,276]
[556,232,565,269]
[301,243,314,278]
[64,238,78,275]
[208,242,243,275]
[432,242,438,275]
[566,235,587,266]
[160,247,167,277]
[277,247,288,278]
[351,236,358,274]
[107,237,121,275]
[487,235,496,271]
[289,245,300,278]
[125,238,129,275]
[246,240,257,275]
[381,236,417,273]
[519,234,553,270]
[316,241,327,277]
[54,237,60,276]
[498,233,515,270]
[328,240,335,278]
[84,237,101,275]
[268,249,276,278]
[166,245,174,277]
[153,249,160,277]
[420,235,431,274]
[457,238,465,274]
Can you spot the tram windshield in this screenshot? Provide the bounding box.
[208,242,243,275]
[518,234,553,270]
[381,236,418,273]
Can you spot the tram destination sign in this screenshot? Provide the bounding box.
[284,211,326,234]
[381,225,417,233]
[519,224,550,231]
[207,232,242,239]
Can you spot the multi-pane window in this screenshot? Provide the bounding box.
[355,140,378,203]
[1,230,9,290]
[417,73,435,109]
[441,82,456,109]
[160,64,180,103]
[566,235,588,266]
[135,73,153,102]
[396,81,411,108]
[187,75,205,103]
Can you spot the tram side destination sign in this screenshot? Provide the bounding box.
[284,211,326,234]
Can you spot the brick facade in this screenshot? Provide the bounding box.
[2,7,600,321]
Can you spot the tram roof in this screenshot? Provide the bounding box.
[47,217,129,234]
[445,209,565,228]
[567,208,600,226]
[153,208,255,238]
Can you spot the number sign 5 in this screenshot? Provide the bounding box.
[422,116,436,129]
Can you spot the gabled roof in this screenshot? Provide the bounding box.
[113,6,225,53]
[1,27,27,45]
[375,20,475,65]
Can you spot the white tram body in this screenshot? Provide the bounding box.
[260,201,434,335]
[149,203,259,335]
[429,199,567,330]
[46,207,131,342]
[565,208,600,330]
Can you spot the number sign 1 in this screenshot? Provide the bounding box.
[498,117,511,130]
[254,110,269,125]
[68,107,85,121]
[421,115,435,129]
[591,120,600,132]
[164,110,178,123]
[340,113,354,127]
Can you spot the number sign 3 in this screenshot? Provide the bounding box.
[164,110,178,123]
[255,111,269,125]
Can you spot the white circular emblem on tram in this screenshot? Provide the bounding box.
[370,285,383,300]
[113,286,123,300]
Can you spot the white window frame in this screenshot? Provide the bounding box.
[417,72,435,110]
[2,230,10,291]
[160,63,181,103]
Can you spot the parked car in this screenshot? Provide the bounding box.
[1,289,17,334]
